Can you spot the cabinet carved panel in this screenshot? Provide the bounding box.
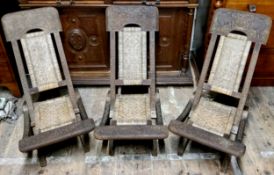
[60,8,109,82]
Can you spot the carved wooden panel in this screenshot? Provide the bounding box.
[206,0,274,85]
[60,8,109,81]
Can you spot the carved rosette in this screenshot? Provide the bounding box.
[159,36,170,47]
[67,28,87,52]
[89,35,99,47]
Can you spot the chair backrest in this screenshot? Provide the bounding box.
[1,7,78,114]
[208,33,252,95]
[193,8,272,126]
[106,5,159,102]
[21,31,62,91]
[207,8,272,96]
[118,27,147,84]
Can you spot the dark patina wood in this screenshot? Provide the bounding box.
[94,5,168,156]
[168,8,272,173]
[1,7,95,166]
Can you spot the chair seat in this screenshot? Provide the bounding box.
[19,118,95,152]
[168,120,245,157]
[190,98,236,136]
[94,125,168,140]
[33,95,76,134]
[112,94,151,125]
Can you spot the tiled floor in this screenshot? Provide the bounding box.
[0,86,273,175]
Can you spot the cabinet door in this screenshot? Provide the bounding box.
[60,8,109,84]
[0,36,21,97]
[157,8,192,72]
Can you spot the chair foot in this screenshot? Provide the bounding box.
[220,154,230,173]
[38,149,47,167]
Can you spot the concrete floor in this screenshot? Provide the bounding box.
[0,86,273,174]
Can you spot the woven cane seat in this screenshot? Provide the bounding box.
[33,96,75,134]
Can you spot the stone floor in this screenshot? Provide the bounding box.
[0,86,273,175]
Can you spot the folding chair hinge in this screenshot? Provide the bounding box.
[231,125,238,135]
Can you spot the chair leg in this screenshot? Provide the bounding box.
[158,139,165,153]
[177,137,189,156]
[80,133,90,152]
[38,149,47,167]
[220,154,230,173]
[152,139,158,156]
[230,156,243,175]
[108,140,115,156]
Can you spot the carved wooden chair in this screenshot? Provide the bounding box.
[94,5,168,155]
[1,7,95,166]
[169,8,272,158]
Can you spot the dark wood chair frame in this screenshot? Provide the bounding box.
[1,7,95,166]
[94,5,168,156]
[168,8,272,172]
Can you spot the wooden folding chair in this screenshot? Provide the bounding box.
[94,5,168,155]
[1,7,95,166]
[169,8,272,158]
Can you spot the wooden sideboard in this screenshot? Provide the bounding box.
[0,0,21,97]
[206,0,274,86]
[18,0,198,85]
[0,35,20,97]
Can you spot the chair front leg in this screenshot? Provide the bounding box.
[22,105,32,139]
[176,99,193,122]
[76,91,89,120]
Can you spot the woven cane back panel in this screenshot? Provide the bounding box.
[118,27,147,85]
[21,31,62,91]
[208,33,251,95]
[33,96,75,134]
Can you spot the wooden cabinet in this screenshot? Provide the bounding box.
[0,35,20,97]
[206,0,274,86]
[18,0,198,85]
